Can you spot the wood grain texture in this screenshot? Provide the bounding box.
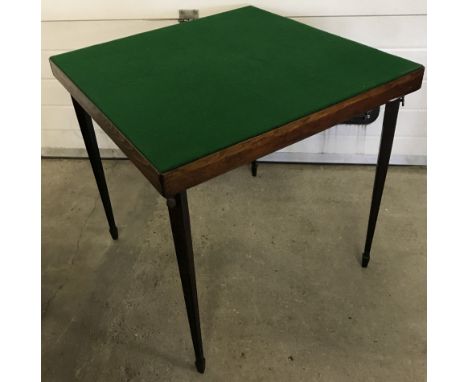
[50,57,423,198]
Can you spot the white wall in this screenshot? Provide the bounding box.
[41,1,427,164]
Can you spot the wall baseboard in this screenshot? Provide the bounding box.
[41,148,427,166]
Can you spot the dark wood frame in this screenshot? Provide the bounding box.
[53,57,424,373]
[50,61,424,197]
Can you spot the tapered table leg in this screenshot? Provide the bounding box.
[167,191,205,373]
[251,160,258,177]
[71,97,118,240]
[361,98,402,267]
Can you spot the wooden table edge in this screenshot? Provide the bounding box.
[50,59,424,198]
[50,60,165,195]
[161,66,425,196]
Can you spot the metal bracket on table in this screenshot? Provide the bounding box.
[389,96,405,106]
[343,107,380,125]
[179,9,199,23]
[343,96,405,125]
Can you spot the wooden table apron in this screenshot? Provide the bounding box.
[51,57,423,373]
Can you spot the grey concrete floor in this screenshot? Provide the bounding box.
[42,159,426,382]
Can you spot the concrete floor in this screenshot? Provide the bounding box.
[42,159,426,382]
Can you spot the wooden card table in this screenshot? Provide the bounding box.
[50,6,424,373]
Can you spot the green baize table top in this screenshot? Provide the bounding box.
[51,6,422,173]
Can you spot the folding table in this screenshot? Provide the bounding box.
[50,6,424,373]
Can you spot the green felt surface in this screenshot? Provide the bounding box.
[51,6,422,173]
